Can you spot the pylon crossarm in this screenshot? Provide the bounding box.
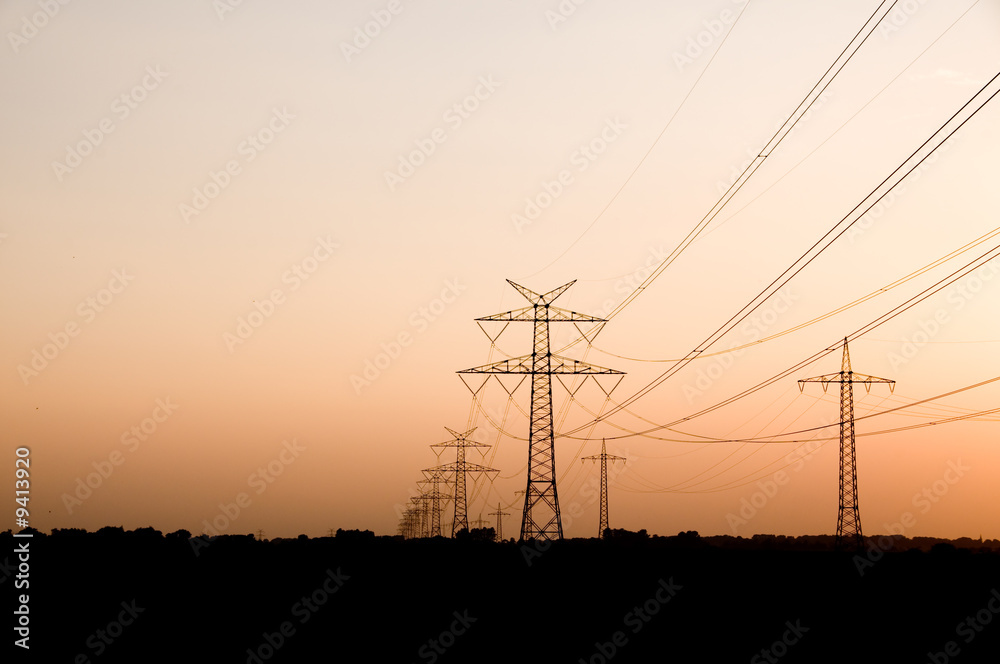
[549,355,623,374]
[850,374,896,393]
[546,307,608,323]
[476,306,537,322]
[444,426,476,439]
[460,355,623,375]
[799,372,844,385]
[433,439,490,449]
[475,306,606,324]
[459,355,534,374]
[506,278,577,305]
[430,461,498,473]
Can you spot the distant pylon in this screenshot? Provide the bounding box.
[408,496,429,538]
[459,280,624,541]
[419,469,452,538]
[488,502,510,542]
[799,338,894,550]
[398,506,422,539]
[581,439,626,538]
[426,427,498,537]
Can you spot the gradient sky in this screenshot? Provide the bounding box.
[2,0,999,541]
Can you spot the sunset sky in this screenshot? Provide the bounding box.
[2,0,999,541]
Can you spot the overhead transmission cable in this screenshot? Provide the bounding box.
[562,69,1000,437]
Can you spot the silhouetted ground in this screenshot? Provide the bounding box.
[6,527,1000,663]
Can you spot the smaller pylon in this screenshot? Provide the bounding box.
[488,502,511,542]
[581,439,626,538]
[799,338,894,550]
[425,427,499,537]
[419,470,452,538]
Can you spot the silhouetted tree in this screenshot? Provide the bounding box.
[469,527,495,543]
[336,528,375,540]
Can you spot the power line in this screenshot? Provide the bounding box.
[563,69,1000,436]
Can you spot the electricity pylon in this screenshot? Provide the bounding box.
[426,427,498,537]
[459,280,624,541]
[398,506,422,539]
[799,338,894,550]
[581,439,626,538]
[488,502,510,542]
[419,469,452,538]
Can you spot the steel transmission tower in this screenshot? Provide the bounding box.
[459,280,624,541]
[426,427,498,537]
[581,439,626,538]
[799,338,894,550]
[419,468,452,538]
[489,502,510,542]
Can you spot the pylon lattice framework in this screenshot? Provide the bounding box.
[581,439,626,539]
[425,427,498,537]
[798,338,894,550]
[459,280,624,541]
[488,502,510,542]
[418,469,452,538]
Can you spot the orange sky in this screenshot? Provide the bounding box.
[2,0,999,541]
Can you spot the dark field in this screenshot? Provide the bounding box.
[7,528,1000,663]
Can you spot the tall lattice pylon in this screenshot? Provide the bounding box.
[459,280,624,541]
[799,338,894,550]
[581,439,626,538]
[419,469,452,538]
[489,502,510,542]
[426,427,498,537]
